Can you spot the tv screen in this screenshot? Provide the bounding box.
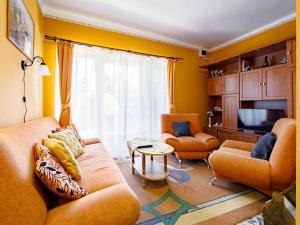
[237,109,285,133]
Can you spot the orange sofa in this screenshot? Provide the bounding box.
[209,118,296,196]
[161,113,219,167]
[0,117,140,225]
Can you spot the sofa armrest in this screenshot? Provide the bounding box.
[221,140,255,152]
[161,133,180,143]
[84,138,101,145]
[194,132,216,142]
[209,151,271,189]
[46,183,140,225]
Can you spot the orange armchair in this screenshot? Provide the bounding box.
[161,113,219,167]
[209,118,296,196]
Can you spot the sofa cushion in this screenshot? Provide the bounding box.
[172,121,192,137]
[49,128,85,157]
[209,150,271,189]
[43,138,82,180]
[77,143,126,193]
[251,132,276,160]
[168,136,207,152]
[34,144,88,200]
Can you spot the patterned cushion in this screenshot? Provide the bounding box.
[43,138,82,180]
[33,143,88,199]
[54,124,86,148]
[49,128,84,158]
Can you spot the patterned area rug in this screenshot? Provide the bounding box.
[116,154,268,225]
[237,214,264,225]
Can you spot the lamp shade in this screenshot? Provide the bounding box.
[39,63,51,76]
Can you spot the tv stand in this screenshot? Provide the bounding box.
[238,129,266,135]
[205,127,263,145]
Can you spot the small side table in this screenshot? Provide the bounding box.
[127,138,174,186]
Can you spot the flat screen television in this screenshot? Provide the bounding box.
[237,109,285,133]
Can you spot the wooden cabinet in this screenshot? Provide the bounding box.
[240,65,287,101]
[287,38,296,67]
[222,94,239,129]
[217,129,236,145]
[287,67,296,118]
[235,132,262,144]
[208,77,221,96]
[262,65,287,100]
[240,69,262,100]
[222,73,239,94]
[204,127,218,137]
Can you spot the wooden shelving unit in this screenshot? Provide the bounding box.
[203,38,296,144]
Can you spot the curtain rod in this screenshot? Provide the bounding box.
[44,35,183,61]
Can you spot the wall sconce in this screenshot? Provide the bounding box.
[21,56,51,123]
[21,56,51,76]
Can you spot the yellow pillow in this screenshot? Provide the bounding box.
[43,138,82,180]
[49,128,84,158]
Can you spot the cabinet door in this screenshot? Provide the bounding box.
[262,65,287,100]
[204,127,218,137]
[287,67,296,118]
[222,73,239,94]
[207,77,221,96]
[235,132,258,143]
[222,94,239,129]
[287,38,296,67]
[240,69,262,100]
[217,129,236,145]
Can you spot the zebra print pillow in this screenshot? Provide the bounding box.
[33,143,88,199]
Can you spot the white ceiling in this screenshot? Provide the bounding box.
[38,0,295,51]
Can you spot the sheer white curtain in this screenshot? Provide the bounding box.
[71,45,169,158]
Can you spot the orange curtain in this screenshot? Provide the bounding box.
[167,59,176,113]
[57,41,74,126]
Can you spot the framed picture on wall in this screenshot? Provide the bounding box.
[7,0,34,59]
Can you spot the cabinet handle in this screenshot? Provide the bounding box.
[262,82,266,86]
[287,51,291,55]
[258,82,262,86]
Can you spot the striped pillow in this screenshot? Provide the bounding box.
[33,143,88,199]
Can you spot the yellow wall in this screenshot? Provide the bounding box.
[202,20,296,65]
[296,0,299,223]
[0,0,44,127]
[43,18,208,120]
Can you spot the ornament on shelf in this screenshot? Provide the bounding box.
[280,56,287,64]
[207,111,214,128]
[262,56,270,68]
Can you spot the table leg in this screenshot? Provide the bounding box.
[142,178,146,187]
[164,155,167,172]
[131,151,135,174]
[142,154,146,175]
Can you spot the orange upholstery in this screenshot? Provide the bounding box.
[0,117,140,225]
[209,118,296,196]
[161,113,219,160]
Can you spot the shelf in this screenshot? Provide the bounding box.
[131,156,168,181]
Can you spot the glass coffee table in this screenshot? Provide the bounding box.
[127,138,174,187]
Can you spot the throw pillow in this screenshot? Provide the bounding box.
[49,128,84,158]
[54,124,86,148]
[251,132,277,160]
[43,138,82,180]
[33,144,88,199]
[173,121,192,137]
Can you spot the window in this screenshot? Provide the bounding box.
[68,45,169,158]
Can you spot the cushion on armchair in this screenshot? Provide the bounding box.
[251,132,277,160]
[172,121,192,137]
